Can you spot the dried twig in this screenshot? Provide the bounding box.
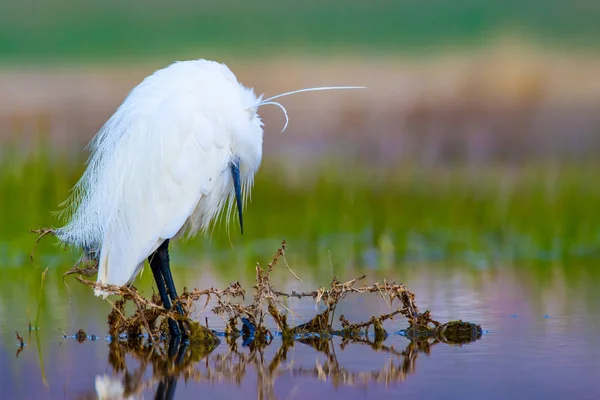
[60,240,478,347]
[29,228,56,262]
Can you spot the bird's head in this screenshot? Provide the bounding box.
[203,60,364,235]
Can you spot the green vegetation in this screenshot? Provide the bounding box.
[2,149,599,271]
[1,0,599,62]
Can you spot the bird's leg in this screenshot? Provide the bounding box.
[149,246,181,338]
[155,240,188,338]
[157,240,185,315]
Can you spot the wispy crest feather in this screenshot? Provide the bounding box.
[255,86,366,133]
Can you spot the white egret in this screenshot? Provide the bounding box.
[56,59,363,337]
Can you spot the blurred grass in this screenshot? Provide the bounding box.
[1,147,599,273]
[1,0,599,63]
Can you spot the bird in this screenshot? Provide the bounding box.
[55,59,363,338]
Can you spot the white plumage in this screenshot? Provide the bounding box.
[56,58,362,299]
[57,60,262,294]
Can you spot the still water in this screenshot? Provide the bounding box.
[2,256,600,399]
[0,156,599,399]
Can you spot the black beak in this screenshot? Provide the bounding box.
[230,160,244,235]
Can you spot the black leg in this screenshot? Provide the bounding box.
[149,243,181,338]
[158,240,185,316]
[156,240,188,338]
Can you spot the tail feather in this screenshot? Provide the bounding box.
[94,238,161,298]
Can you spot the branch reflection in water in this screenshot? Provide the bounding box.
[85,329,481,400]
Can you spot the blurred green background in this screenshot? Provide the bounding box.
[0,0,599,331]
[1,0,599,61]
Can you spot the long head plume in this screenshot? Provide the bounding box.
[254,86,366,133]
